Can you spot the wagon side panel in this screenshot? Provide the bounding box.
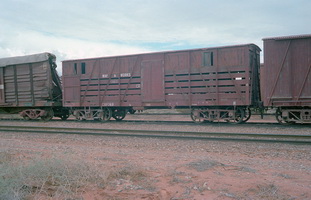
[1,60,54,107]
[63,55,146,108]
[63,44,261,110]
[263,35,311,107]
[164,45,260,108]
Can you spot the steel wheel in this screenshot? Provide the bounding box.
[100,108,112,122]
[112,109,126,121]
[61,114,69,120]
[75,111,85,121]
[23,115,30,120]
[190,109,205,123]
[231,107,245,124]
[41,109,54,121]
[275,108,288,124]
[242,107,251,122]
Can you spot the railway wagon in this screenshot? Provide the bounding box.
[62,44,261,123]
[262,34,311,124]
[0,53,69,120]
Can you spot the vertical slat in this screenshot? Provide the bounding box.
[118,59,121,106]
[216,49,219,105]
[81,60,98,105]
[121,56,139,102]
[100,58,118,106]
[296,63,311,105]
[268,40,292,105]
[0,68,4,104]
[188,51,192,107]
[13,65,19,106]
[98,60,101,106]
[29,64,35,105]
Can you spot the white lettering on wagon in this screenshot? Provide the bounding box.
[0,85,4,89]
[103,102,114,106]
[120,73,131,77]
[102,73,131,78]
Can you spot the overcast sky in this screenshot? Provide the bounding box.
[0,0,310,74]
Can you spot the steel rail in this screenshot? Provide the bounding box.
[0,117,286,126]
[0,125,310,144]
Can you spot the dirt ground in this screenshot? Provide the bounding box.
[0,115,310,200]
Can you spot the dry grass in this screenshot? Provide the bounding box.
[187,159,224,172]
[240,184,294,200]
[169,170,192,184]
[0,151,13,164]
[105,165,155,192]
[107,165,147,182]
[0,154,153,199]
[0,155,103,199]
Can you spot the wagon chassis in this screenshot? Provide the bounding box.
[72,107,128,121]
[190,106,250,124]
[19,107,70,121]
[275,107,311,124]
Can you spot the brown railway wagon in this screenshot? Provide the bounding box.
[0,53,68,120]
[262,34,311,124]
[62,44,261,123]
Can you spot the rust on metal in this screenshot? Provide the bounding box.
[62,44,261,111]
[0,53,64,119]
[262,34,311,107]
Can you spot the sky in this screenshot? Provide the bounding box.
[0,0,310,74]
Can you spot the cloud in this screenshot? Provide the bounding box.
[0,0,311,74]
[0,27,150,74]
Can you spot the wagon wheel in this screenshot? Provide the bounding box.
[128,109,136,114]
[75,111,85,121]
[112,109,126,121]
[61,114,69,120]
[27,110,40,120]
[100,108,112,122]
[41,109,54,121]
[275,108,287,124]
[23,115,31,120]
[190,109,205,123]
[60,109,70,120]
[231,107,245,124]
[242,107,251,123]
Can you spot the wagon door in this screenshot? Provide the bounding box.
[0,68,4,104]
[63,76,81,107]
[141,60,165,103]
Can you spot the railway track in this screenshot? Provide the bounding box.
[2,113,310,126]
[0,116,296,126]
[0,125,310,145]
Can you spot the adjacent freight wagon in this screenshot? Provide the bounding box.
[62,44,261,123]
[0,53,69,120]
[262,34,311,124]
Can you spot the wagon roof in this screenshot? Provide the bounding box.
[263,34,311,41]
[62,43,260,62]
[0,52,56,67]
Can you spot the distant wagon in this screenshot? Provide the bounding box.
[262,34,311,124]
[0,53,69,120]
[62,44,261,123]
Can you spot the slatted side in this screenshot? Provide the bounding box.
[63,44,258,108]
[3,61,51,106]
[79,76,142,106]
[72,56,143,107]
[164,66,250,106]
